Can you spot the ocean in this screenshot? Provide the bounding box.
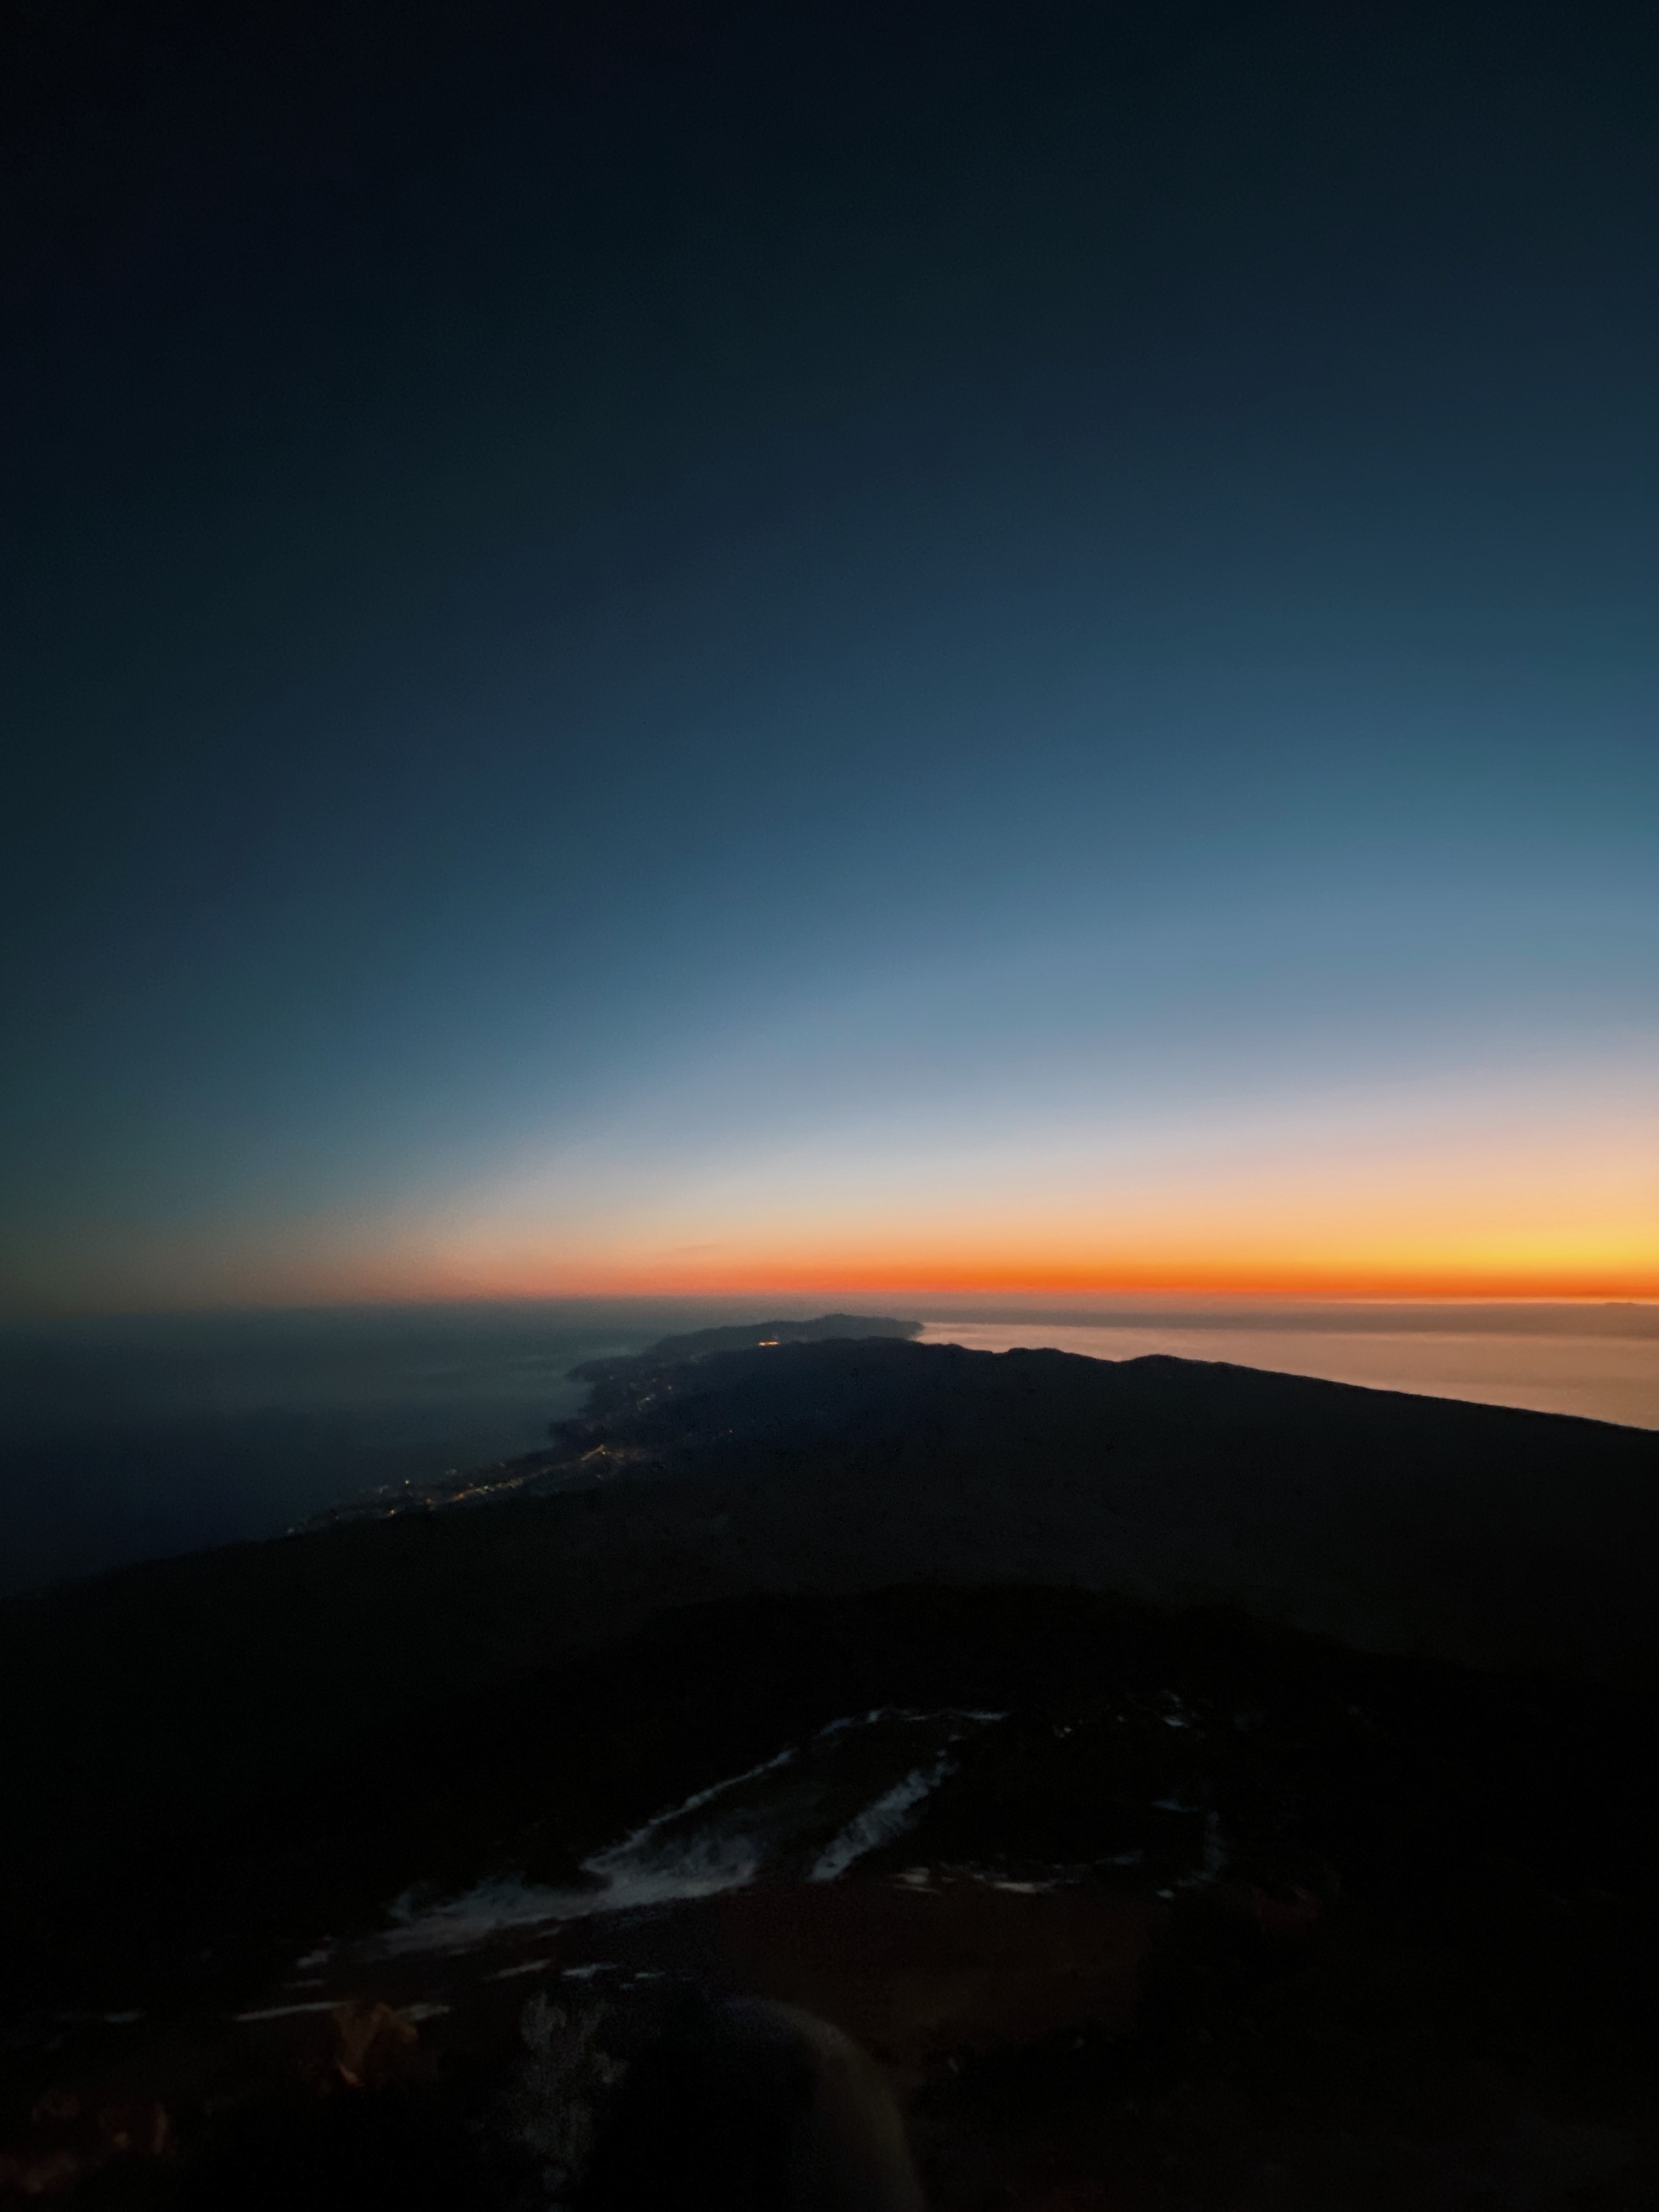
[920,1304,1659,1431]
[0,1302,677,1597]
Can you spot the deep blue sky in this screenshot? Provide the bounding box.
[4,0,1655,1308]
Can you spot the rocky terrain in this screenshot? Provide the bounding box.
[4,1328,1657,2206]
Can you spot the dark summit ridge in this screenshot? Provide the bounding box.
[629,1312,921,1364]
[276,1333,1658,1676]
[568,1311,919,1388]
[543,1336,1659,1673]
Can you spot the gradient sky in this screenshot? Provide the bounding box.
[4,0,1656,1312]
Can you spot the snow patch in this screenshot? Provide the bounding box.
[810,1755,956,1882]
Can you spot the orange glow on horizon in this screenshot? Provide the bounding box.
[20,1246,1657,1316]
[15,1120,1655,1315]
[230,1234,1659,1311]
[356,1195,1657,1307]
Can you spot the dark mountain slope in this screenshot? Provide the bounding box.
[5,1339,1655,1949]
[4,1342,1659,2205]
[548,1338,1659,1670]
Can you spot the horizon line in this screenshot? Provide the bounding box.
[5,1286,1656,1327]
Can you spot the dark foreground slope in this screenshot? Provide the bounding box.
[7,1341,1657,1944]
[4,1583,1659,2208]
[4,1341,1658,2206]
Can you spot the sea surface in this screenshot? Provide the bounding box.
[0,1301,691,1597]
[1,1298,1652,1596]
[922,1305,1659,1430]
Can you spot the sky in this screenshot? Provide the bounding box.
[3,0,1655,1314]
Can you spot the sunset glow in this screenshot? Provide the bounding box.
[4,0,1655,1325]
